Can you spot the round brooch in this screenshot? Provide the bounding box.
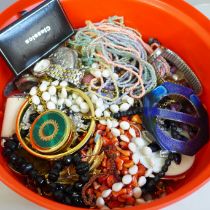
[30,110,73,154]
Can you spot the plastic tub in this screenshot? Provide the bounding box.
[0,0,210,209]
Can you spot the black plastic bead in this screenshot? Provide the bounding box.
[9,153,18,164]
[29,169,38,179]
[173,153,182,165]
[4,140,18,151]
[76,162,89,171]
[79,173,90,183]
[36,175,46,187]
[55,184,65,191]
[53,161,64,171]
[147,180,156,191]
[48,171,59,182]
[54,190,64,201]
[148,143,160,152]
[2,148,13,158]
[63,155,72,166]
[74,182,83,192]
[23,163,33,174]
[20,162,28,172]
[73,154,81,164]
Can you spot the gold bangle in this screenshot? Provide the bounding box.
[16,87,96,160]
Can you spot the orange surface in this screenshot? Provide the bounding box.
[0,0,210,210]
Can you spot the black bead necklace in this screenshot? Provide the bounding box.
[1,135,90,208]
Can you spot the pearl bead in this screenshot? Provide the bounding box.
[37,105,44,112]
[57,98,64,106]
[60,87,68,98]
[39,83,47,92]
[128,142,137,153]
[122,174,132,185]
[99,120,107,125]
[76,96,84,105]
[60,81,68,87]
[51,80,59,86]
[110,104,119,113]
[129,128,136,138]
[33,59,50,73]
[111,128,120,137]
[113,73,119,80]
[95,108,103,117]
[133,137,147,148]
[48,86,56,95]
[80,102,89,113]
[102,189,112,198]
[145,168,153,177]
[120,121,130,130]
[91,69,101,78]
[120,135,130,142]
[104,110,111,117]
[133,187,142,199]
[102,69,110,78]
[120,103,130,112]
[96,197,105,208]
[65,99,72,107]
[112,182,124,192]
[132,153,140,164]
[92,63,99,69]
[32,95,40,105]
[72,93,78,99]
[47,101,56,110]
[42,92,50,101]
[71,105,80,112]
[127,97,134,106]
[51,96,57,104]
[29,87,37,96]
[107,120,113,129]
[112,120,119,128]
[129,165,138,175]
[91,94,98,103]
[138,176,147,187]
[142,147,152,156]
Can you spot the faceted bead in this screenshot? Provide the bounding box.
[48,171,59,182]
[36,175,46,187]
[4,140,18,151]
[74,182,83,192]
[9,154,18,164]
[165,159,172,167]
[63,155,72,166]
[157,171,165,178]
[79,173,90,183]
[2,148,12,157]
[23,163,33,174]
[53,161,64,171]
[29,169,38,179]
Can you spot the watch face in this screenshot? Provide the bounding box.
[30,110,72,153]
[0,0,74,76]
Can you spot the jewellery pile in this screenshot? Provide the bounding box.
[1,16,209,209]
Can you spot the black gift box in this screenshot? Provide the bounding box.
[0,0,74,76]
